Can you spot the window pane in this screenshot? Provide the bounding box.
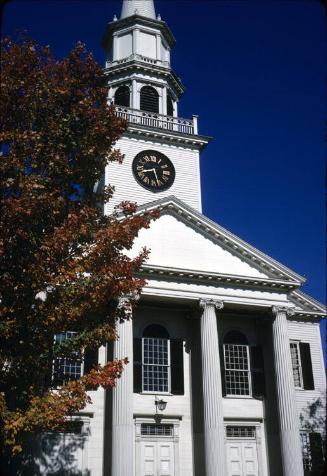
[226,426,256,438]
[224,344,250,395]
[54,332,82,385]
[300,432,311,472]
[141,424,173,436]
[290,342,302,387]
[143,337,169,392]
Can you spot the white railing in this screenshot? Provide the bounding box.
[115,106,198,135]
[108,54,170,69]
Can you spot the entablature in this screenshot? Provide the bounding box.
[104,61,184,97]
[139,264,300,291]
[102,15,176,51]
[121,123,211,151]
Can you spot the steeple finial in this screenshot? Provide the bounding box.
[120,0,156,20]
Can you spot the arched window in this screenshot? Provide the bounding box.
[114,85,130,107]
[142,324,170,393]
[223,331,251,396]
[167,93,174,116]
[143,324,169,339]
[140,86,159,113]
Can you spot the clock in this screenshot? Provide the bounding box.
[132,150,175,192]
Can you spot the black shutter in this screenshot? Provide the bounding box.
[309,433,324,475]
[133,338,142,393]
[299,342,314,390]
[84,347,99,390]
[250,346,266,398]
[170,340,184,395]
[220,345,226,397]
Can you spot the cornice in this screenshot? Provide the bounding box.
[138,264,300,291]
[289,289,326,315]
[102,15,176,50]
[135,196,306,284]
[104,62,185,97]
[122,127,211,151]
[138,265,325,319]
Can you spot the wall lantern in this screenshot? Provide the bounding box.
[154,396,167,423]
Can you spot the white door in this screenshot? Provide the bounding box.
[226,441,258,476]
[141,441,174,476]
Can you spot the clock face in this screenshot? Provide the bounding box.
[132,150,175,192]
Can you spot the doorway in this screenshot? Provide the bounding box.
[136,421,179,476]
[225,425,259,476]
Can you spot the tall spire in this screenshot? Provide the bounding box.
[120,0,156,20]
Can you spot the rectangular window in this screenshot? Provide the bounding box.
[290,341,302,388]
[142,337,170,393]
[226,426,256,439]
[224,344,251,396]
[53,332,82,385]
[141,424,173,436]
[300,432,312,473]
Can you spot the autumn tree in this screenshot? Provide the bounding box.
[0,38,156,458]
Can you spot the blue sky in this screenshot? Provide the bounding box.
[2,0,326,354]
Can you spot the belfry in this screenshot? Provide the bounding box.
[36,1,326,475]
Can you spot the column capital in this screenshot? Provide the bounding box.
[272,305,295,317]
[118,294,139,320]
[199,298,224,311]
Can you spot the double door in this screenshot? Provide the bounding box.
[226,440,259,476]
[140,440,175,476]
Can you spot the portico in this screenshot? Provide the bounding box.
[108,220,320,476]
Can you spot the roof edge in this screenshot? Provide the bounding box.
[135,195,306,284]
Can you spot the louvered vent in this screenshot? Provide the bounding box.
[167,94,174,116]
[114,86,130,107]
[140,86,159,113]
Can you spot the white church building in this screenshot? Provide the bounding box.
[37,1,326,476]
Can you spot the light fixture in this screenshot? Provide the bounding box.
[154,396,167,423]
[155,398,167,412]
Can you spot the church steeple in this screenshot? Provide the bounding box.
[121,0,156,20]
[101,0,210,213]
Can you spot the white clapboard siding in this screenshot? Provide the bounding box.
[105,137,202,213]
[288,320,326,423]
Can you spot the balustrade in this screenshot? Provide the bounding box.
[108,53,170,69]
[115,106,197,135]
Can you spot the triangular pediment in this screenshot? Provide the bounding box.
[133,213,271,278]
[131,196,304,283]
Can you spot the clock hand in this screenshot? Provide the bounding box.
[142,168,155,173]
[153,168,160,185]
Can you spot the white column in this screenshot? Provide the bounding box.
[111,301,134,476]
[199,299,227,476]
[132,79,138,110]
[112,34,118,61]
[192,115,198,134]
[272,306,304,476]
[156,33,161,60]
[162,87,167,116]
[133,28,139,55]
